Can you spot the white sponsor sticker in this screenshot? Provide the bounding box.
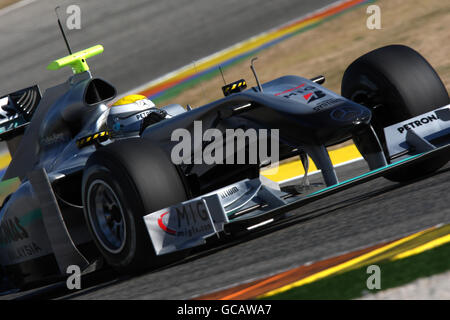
[384,105,450,157]
[144,199,217,255]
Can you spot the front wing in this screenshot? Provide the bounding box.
[143,105,450,256]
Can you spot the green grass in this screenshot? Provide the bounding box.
[261,242,450,300]
[0,177,20,204]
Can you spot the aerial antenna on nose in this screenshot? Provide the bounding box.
[219,65,227,85]
[250,58,263,92]
[55,6,73,55]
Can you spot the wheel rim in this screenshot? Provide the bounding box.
[87,180,127,254]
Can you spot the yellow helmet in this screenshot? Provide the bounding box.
[112,94,148,107]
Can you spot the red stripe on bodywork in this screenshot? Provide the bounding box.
[274,83,305,96]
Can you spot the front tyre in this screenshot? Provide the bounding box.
[342,45,449,182]
[82,138,188,272]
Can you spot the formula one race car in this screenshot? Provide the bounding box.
[0,43,449,293]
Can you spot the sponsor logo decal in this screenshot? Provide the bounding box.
[313,98,342,112]
[157,212,176,235]
[157,202,213,237]
[136,110,151,121]
[219,186,239,199]
[0,217,29,245]
[7,242,42,261]
[303,91,326,104]
[275,84,326,104]
[303,92,313,101]
[0,217,44,262]
[397,114,438,134]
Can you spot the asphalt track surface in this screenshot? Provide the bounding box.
[5,160,450,300]
[1,0,449,300]
[0,0,336,97]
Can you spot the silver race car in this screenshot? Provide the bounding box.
[0,42,448,293]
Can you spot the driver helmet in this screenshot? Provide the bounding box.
[107,95,156,137]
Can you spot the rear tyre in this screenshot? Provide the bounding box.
[342,45,449,182]
[82,138,188,272]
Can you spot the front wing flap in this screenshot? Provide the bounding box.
[384,104,450,159]
[143,179,287,255]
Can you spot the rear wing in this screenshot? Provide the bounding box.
[0,86,41,155]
